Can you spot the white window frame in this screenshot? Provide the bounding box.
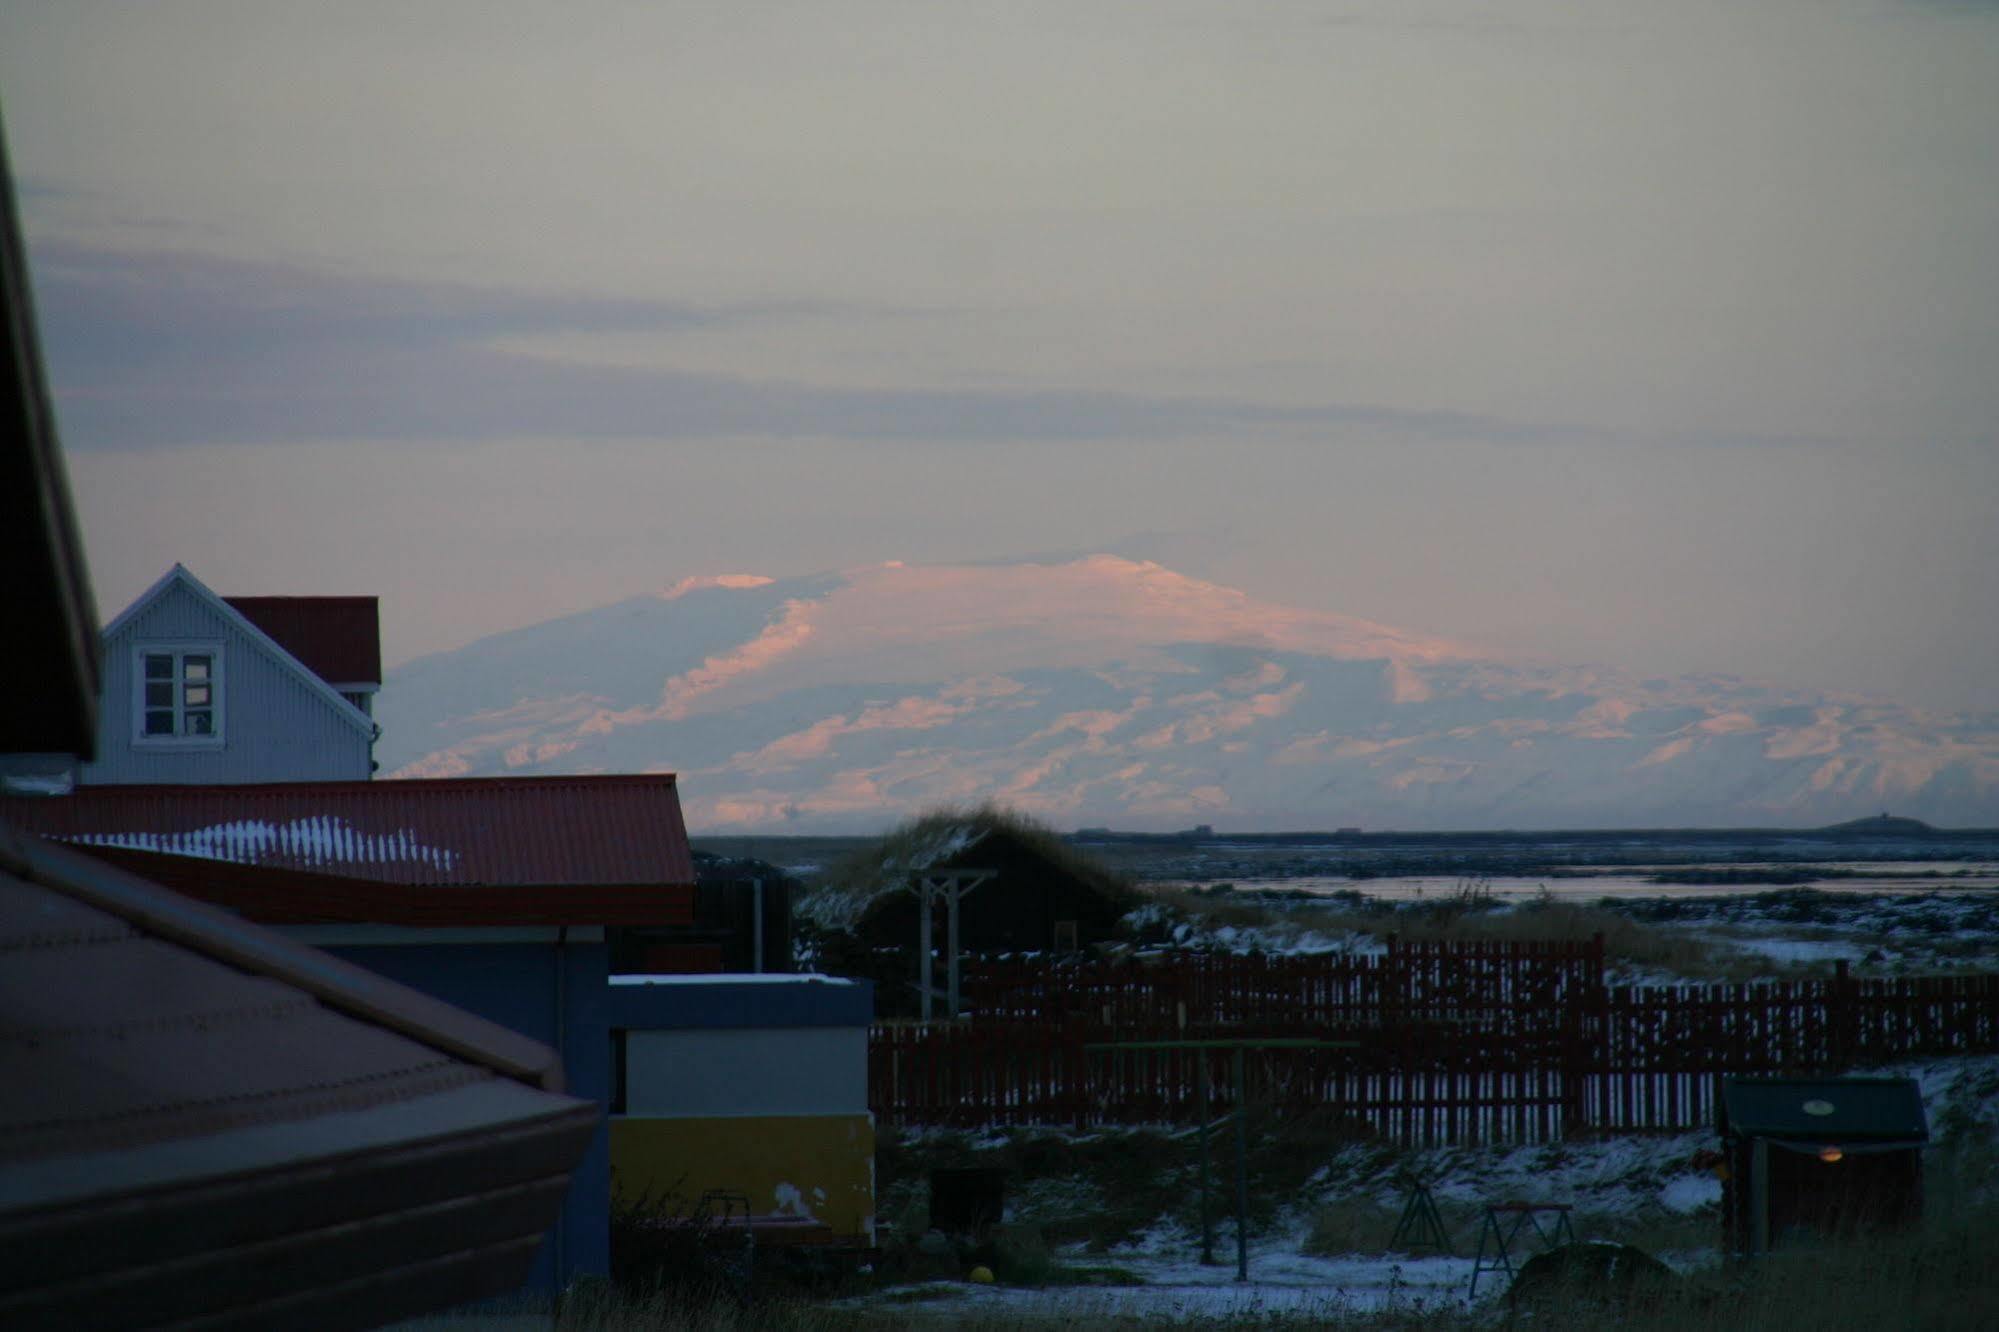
[132,642,226,748]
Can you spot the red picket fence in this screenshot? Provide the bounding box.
[1576,971,1999,1137]
[959,937,1604,1028]
[869,1020,1584,1145]
[869,944,1999,1143]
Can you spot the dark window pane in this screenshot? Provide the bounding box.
[146,682,174,707]
[144,654,174,679]
[184,656,211,681]
[184,684,210,707]
[144,710,175,735]
[185,711,213,735]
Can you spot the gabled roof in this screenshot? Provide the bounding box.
[0,823,596,1328]
[5,774,696,887]
[225,595,382,687]
[101,564,373,737]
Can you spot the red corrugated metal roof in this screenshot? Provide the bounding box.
[72,844,694,927]
[2,775,696,890]
[224,595,382,687]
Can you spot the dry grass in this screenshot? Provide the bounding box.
[810,804,1140,931]
[423,1165,1999,1329]
[448,1205,1999,1328]
[1300,1196,1405,1257]
[1145,886,1805,982]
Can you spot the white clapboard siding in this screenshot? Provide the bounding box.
[84,577,373,785]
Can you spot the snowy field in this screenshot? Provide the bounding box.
[1131,878,1999,980]
[853,1055,1999,1322]
[1153,866,1999,900]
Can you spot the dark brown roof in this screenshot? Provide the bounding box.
[1,112,98,757]
[225,594,382,687]
[0,823,596,1329]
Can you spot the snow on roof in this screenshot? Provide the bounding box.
[4,775,695,888]
[796,821,992,932]
[66,818,458,874]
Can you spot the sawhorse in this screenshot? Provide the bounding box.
[1468,1202,1575,1298]
[1388,1171,1453,1255]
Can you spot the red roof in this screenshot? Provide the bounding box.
[69,845,694,927]
[224,595,382,687]
[2,776,696,926]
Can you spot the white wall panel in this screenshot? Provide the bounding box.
[623,1028,867,1118]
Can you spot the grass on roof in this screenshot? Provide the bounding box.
[804,805,1139,931]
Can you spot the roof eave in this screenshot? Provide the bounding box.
[0,827,570,1090]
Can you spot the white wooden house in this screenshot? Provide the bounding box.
[79,565,380,785]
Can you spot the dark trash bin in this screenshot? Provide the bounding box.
[930,1167,1008,1239]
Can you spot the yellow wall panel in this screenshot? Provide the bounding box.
[611,1114,874,1242]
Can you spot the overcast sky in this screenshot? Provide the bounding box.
[6,0,1995,712]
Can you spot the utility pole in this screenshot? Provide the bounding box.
[913,870,994,1020]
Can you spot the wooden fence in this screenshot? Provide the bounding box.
[956,938,1604,1035]
[869,943,1999,1143]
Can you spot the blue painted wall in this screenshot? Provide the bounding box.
[328,938,611,1292]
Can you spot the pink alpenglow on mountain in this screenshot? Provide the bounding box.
[377,557,1999,832]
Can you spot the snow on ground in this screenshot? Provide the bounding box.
[857,1055,1999,1321]
[847,874,1995,1320]
[860,1130,1724,1319]
[1647,890,1999,975]
[1713,935,1869,966]
[1122,898,1383,958]
[866,1249,1478,1321]
[1137,882,1999,978]
[1659,1175,1720,1215]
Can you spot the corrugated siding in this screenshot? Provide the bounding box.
[5,775,696,887]
[83,583,371,785]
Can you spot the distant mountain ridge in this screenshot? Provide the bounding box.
[375,556,1999,832]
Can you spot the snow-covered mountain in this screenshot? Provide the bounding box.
[376,556,1999,832]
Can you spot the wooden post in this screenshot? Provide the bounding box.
[948,883,961,1019]
[1832,959,1854,1070]
[918,879,934,1022]
[1068,1022,1087,1131]
[1233,1045,1249,1283]
[1199,1063,1216,1265]
[1751,1137,1770,1256]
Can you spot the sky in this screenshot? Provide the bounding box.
[5,0,1996,713]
